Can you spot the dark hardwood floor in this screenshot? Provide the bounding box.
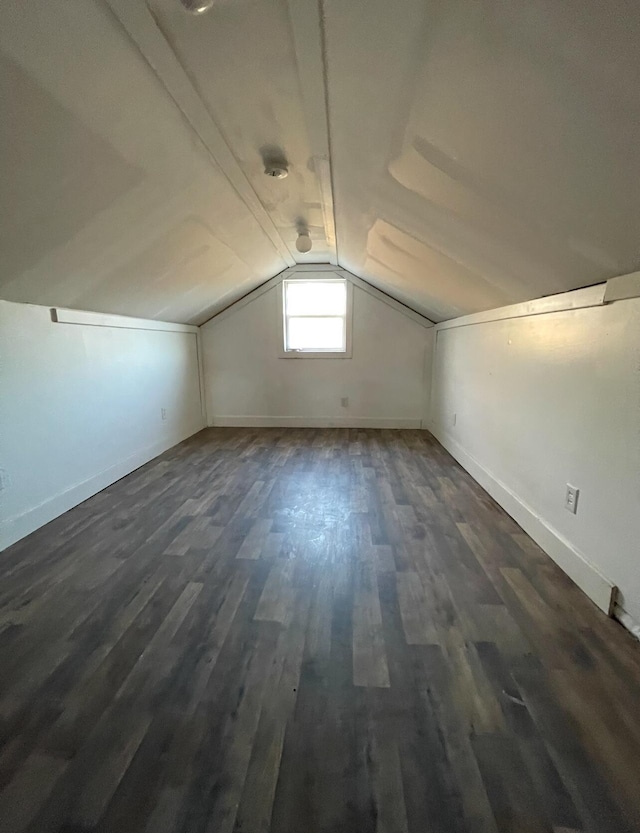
[0,428,639,833]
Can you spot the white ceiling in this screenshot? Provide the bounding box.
[2,0,640,323]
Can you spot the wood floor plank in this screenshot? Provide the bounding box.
[233,564,312,833]
[236,519,274,560]
[366,719,409,833]
[0,753,67,833]
[71,710,153,828]
[254,560,296,625]
[395,570,438,645]
[471,732,551,833]
[0,428,638,833]
[353,561,390,688]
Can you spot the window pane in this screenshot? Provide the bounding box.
[285,281,346,316]
[287,316,345,351]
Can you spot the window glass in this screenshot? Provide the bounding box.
[286,316,345,351]
[282,278,350,355]
[285,281,346,317]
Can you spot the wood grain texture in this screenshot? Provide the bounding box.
[1,427,639,833]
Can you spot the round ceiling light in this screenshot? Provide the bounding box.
[296,233,312,254]
[179,0,216,14]
[264,164,288,179]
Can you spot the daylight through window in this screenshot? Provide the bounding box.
[282,279,349,354]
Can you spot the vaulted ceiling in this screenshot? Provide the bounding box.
[2,0,640,324]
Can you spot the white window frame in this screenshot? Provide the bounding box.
[278,276,353,359]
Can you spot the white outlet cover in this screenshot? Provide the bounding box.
[565,484,579,514]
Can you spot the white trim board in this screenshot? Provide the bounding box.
[285,0,337,263]
[201,268,292,325]
[435,285,607,332]
[0,425,204,552]
[195,329,208,427]
[210,416,423,429]
[335,270,435,328]
[280,263,335,273]
[436,269,640,333]
[604,271,640,303]
[203,266,435,329]
[52,308,198,334]
[103,0,294,268]
[431,426,616,616]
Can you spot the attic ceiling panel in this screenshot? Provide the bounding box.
[5,0,640,326]
[147,0,332,262]
[0,0,285,324]
[324,0,640,321]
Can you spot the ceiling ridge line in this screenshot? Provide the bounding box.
[103,0,295,267]
[318,0,339,267]
[285,0,338,265]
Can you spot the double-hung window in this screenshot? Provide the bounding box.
[280,277,352,358]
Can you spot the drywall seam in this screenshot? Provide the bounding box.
[0,427,203,552]
[435,285,607,332]
[52,308,198,333]
[431,426,616,616]
[102,0,294,267]
[210,416,422,429]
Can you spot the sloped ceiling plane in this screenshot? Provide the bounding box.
[2,0,640,324]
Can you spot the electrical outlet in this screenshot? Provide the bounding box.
[161,408,167,421]
[565,484,579,514]
[341,397,349,408]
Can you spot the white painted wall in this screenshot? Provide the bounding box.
[201,276,433,428]
[0,300,204,550]
[430,293,640,623]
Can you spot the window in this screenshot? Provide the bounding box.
[280,278,352,357]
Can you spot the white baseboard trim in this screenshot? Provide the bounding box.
[431,426,616,616]
[0,424,204,552]
[210,416,422,429]
[614,604,640,641]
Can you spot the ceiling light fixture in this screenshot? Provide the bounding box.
[179,0,216,14]
[296,232,312,254]
[264,163,288,179]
